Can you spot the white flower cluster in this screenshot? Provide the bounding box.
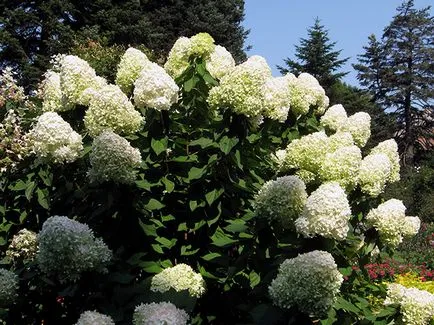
[384,283,434,325]
[165,33,216,78]
[39,71,63,112]
[58,55,102,108]
[371,139,400,183]
[0,67,26,105]
[289,73,329,116]
[359,153,392,197]
[88,131,142,184]
[262,75,292,122]
[134,62,179,111]
[208,55,272,118]
[37,216,112,282]
[206,45,236,80]
[151,263,205,298]
[253,176,307,229]
[6,228,38,263]
[318,145,362,190]
[115,47,150,94]
[83,84,144,137]
[366,199,420,247]
[0,109,30,173]
[295,182,352,240]
[75,311,115,325]
[28,112,83,164]
[0,269,18,307]
[133,302,189,325]
[269,250,343,317]
[281,131,329,174]
[320,104,348,131]
[321,105,371,147]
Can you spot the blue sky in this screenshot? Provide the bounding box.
[243,0,433,86]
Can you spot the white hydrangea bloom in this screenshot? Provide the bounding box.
[6,228,38,263]
[358,153,392,197]
[295,169,317,184]
[384,283,434,325]
[403,216,421,237]
[164,37,192,79]
[206,45,235,80]
[28,112,83,164]
[0,269,18,306]
[337,112,371,147]
[76,311,115,325]
[83,84,144,137]
[133,302,189,325]
[327,132,354,152]
[289,73,329,116]
[271,149,287,170]
[319,145,362,190]
[164,33,215,79]
[282,131,329,173]
[208,55,272,117]
[370,139,400,183]
[39,71,63,112]
[188,32,215,59]
[320,104,348,131]
[37,216,112,282]
[402,216,421,238]
[295,182,352,240]
[269,250,343,318]
[365,199,407,247]
[58,55,100,107]
[151,263,205,298]
[88,131,142,185]
[262,75,292,122]
[253,176,308,229]
[134,62,179,111]
[116,47,150,94]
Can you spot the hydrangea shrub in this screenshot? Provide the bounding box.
[0,32,420,324]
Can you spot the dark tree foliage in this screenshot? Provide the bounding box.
[0,0,248,89]
[277,18,349,91]
[354,0,434,165]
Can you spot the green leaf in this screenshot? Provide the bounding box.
[138,261,163,273]
[189,137,214,148]
[25,181,36,201]
[36,188,49,209]
[9,180,27,191]
[184,76,198,92]
[151,244,164,254]
[205,188,224,206]
[180,245,200,256]
[187,166,206,181]
[162,177,175,193]
[234,150,243,170]
[151,138,167,156]
[219,136,239,155]
[334,297,360,314]
[224,219,248,233]
[135,179,152,191]
[138,218,157,237]
[145,198,165,211]
[155,237,177,249]
[201,252,222,261]
[249,271,260,288]
[189,200,198,211]
[211,227,238,247]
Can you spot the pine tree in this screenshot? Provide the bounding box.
[354,0,434,165]
[277,18,349,90]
